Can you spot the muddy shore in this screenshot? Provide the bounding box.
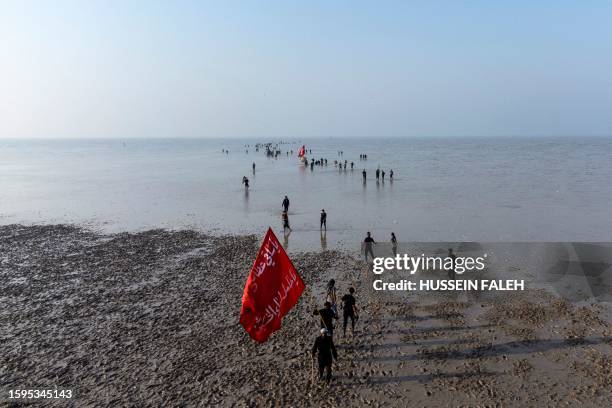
[1,225,611,407]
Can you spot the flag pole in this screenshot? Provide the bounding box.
[310,354,315,384]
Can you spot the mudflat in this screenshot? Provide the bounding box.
[1,225,610,406]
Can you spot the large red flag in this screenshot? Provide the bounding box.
[297,145,305,158]
[240,228,305,343]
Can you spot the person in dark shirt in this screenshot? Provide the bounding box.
[447,248,457,280]
[312,328,338,384]
[363,232,376,261]
[282,196,290,212]
[341,287,359,337]
[362,169,366,180]
[320,209,327,230]
[314,301,337,337]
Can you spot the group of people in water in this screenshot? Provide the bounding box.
[361,167,393,182]
[235,142,398,194]
[279,195,327,234]
[312,279,359,384]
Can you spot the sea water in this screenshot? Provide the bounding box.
[1,137,612,251]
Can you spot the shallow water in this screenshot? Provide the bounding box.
[1,137,612,251]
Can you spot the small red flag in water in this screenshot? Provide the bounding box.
[239,228,305,343]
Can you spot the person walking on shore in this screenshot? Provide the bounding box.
[282,210,292,232]
[381,170,385,181]
[252,162,256,173]
[314,301,337,338]
[362,169,366,181]
[375,168,380,180]
[391,232,398,256]
[326,279,337,315]
[390,169,394,181]
[242,176,249,189]
[312,328,338,384]
[320,209,327,230]
[282,195,290,212]
[341,287,359,337]
[363,231,376,262]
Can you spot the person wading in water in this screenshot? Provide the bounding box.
[391,232,398,256]
[363,231,376,262]
[320,209,327,230]
[447,248,457,280]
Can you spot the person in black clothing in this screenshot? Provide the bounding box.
[320,209,327,230]
[314,301,337,338]
[362,169,366,180]
[312,328,338,384]
[282,196,290,212]
[447,248,457,280]
[363,231,376,261]
[341,287,359,337]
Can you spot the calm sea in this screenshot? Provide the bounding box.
[1,137,612,251]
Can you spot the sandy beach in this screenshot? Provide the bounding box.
[1,224,611,407]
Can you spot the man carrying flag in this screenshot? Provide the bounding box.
[239,228,305,343]
[297,145,306,164]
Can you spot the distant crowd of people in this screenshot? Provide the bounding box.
[238,146,395,193]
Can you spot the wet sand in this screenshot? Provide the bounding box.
[1,225,611,406]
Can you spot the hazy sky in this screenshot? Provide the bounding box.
[1,1,611,139]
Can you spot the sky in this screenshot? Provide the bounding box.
[1,0,611,139]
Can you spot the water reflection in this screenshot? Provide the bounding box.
[243,189,249,212]
[283,229,291,250]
